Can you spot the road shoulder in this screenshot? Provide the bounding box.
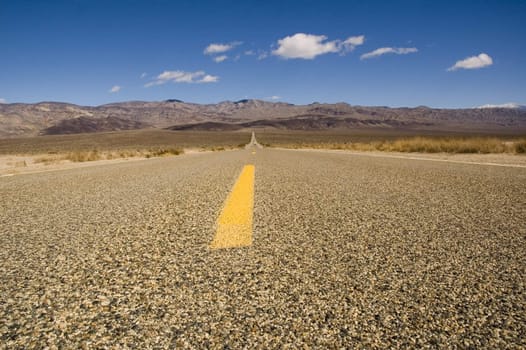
[275,148,526,168]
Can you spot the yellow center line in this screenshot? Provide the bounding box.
[210,164,255,249]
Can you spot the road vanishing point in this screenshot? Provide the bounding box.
[1,135,525,348]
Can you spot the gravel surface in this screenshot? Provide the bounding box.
[1,148,525,348]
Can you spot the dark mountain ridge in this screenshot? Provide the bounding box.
[41,116,150,135]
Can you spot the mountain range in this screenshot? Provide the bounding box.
[1,99,525,138]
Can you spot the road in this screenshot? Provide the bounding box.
[1,146,525,348]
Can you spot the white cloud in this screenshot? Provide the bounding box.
[140,72,147,79]
[257,51,268,60]
[204,43,231,54]
[477,103,524,109]
[272,33,340,59]
[109,85,121,93]
[200,74,219,83]
[269,95,281,100]
[244,50,255,56]
[360,47,418,60]
[0,98,6,104]
[214,55,228,63]
[145,70,219,86]
[447,53,493,71]
[341,35,365,52]
[272,33,366,59]
[204,41,242,55]
[344,35,365,46]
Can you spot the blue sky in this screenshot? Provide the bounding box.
[0,0,525,108]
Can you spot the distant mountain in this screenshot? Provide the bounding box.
[41,116,150,135]
[167,115,434,131]
[1,99,525,138]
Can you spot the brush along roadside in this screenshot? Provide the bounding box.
[267,136,526,154]
[33,148,184,164]
[31,143,248,164]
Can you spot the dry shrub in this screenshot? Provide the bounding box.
[57,148,184,162]
[383,137,509,153]
[65,150,102,162]
[34,155,66,164]
[515,140,526,153]
[146,147,183,157]
[200,145,241,151]
[118,150,138,158]
[273,137,526,154]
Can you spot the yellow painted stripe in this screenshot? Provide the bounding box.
[210,165,255,249]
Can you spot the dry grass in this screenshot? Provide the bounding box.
[143,147,183,158]
[34,147,184,164]
[0,130,251,155]
[3,129,525,157]
[516,140,526,153]
[0,129,252,164]
[200,145,247,152]
[272,136,526,154]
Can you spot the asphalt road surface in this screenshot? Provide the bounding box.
[1,147,525,348]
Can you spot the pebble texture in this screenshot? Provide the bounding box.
[1,149,525,348]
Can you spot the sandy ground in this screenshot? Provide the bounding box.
[0,148,214,177]
[0,155,148,177]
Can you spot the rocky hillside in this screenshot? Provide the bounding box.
[167,114,434,131]
[41,116,150,135]
[1,99,525,137]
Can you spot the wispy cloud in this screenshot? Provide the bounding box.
[268,95,281,100]
[360,47,418,60]
[272,33,365,59]
[200,74,219,83]
[477,102,524,109]
[244,50,255,56]
[447,53,493,71]
[257,51,268,60]
[109,85,121,93]
[145,70,219,87]
[214,55,228,63]
[204,41,242,55]
[140,72,147,79]
[341,35,365,53]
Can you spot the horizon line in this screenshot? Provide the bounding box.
[1,99,525,110]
